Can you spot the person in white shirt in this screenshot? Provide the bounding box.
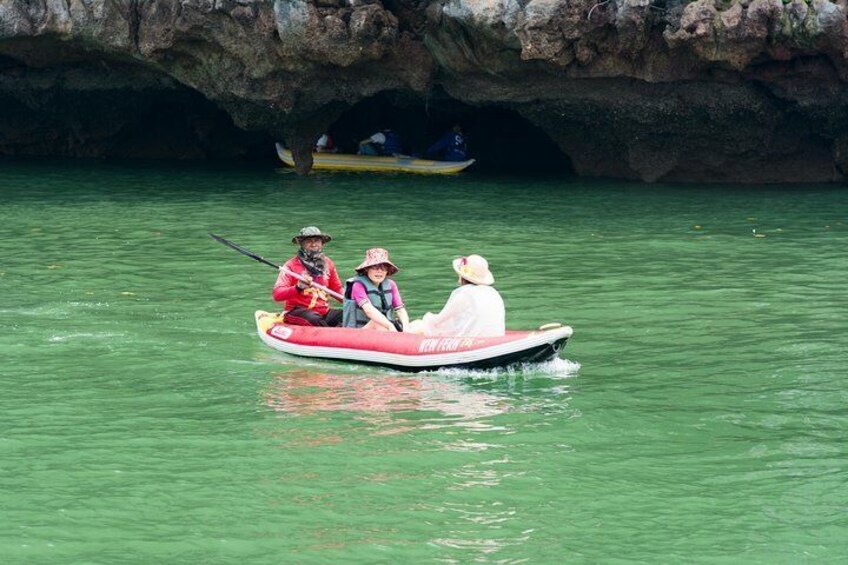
[357,128,403,156]
[315,133,337,153]
[407,254,505,337]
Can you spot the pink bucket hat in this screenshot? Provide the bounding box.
[452,254,494,285]
[355,248,399,275]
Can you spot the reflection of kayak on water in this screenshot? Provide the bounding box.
[275,143,475,174]
[255,310,573,373]
[265,370,509,419]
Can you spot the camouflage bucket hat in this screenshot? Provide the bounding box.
[292,226,332,244]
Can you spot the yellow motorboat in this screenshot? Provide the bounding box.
[275,143,475,174]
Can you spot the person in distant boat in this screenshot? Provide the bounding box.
[407,254,505,337]
[315,132,338,153]
[273,226,344,327]
[358,128,403,156]
[426,124,468,162]
[343,248,409,332]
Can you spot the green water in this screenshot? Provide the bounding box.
[1,160,846,563]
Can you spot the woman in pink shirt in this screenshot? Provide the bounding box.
[342,248,410,332]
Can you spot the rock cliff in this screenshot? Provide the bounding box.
[2,0,848,182]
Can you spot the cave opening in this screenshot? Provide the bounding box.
[325,90,574,175]
[1,41,572,174]
[0,49,274,162]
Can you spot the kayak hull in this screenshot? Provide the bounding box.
[255,310,572,372]
[276,144,475,175]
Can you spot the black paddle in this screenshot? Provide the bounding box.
[208,233,344,302]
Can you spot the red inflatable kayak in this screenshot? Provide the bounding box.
[255,310,573,372]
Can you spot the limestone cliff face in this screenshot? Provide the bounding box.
[2,0,848,181]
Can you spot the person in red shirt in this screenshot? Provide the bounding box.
[273,226,343,326]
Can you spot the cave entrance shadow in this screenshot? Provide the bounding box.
[327,90,574,177]
[0,46,275,163]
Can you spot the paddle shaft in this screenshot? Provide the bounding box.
[209,233,344,302]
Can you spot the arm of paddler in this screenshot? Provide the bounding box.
[272,267,302,302]
[427,133,449,156]
[327,265,344,300]
[390,281,409,330]
[420,288,468,336]
[361,302,398,332]
[395,307,410,331]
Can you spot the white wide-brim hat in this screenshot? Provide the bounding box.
[452,254,494,286]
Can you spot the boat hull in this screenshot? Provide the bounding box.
[255,311,572,372]
[276,144,475,175]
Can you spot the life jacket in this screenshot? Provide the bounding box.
[446,133,467,160]
[342,274,396,328]
[381,131,403,156]
[275,256,341,316]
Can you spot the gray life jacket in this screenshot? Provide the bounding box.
[342,274,396,328]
